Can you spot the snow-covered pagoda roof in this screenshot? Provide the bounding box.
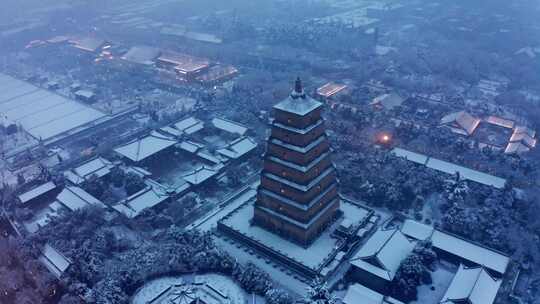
[273,77,323,117]
[440,264,502,304]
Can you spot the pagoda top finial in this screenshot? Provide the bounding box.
[291,77,306,99]
[295,77,302,93]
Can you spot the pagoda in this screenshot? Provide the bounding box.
[253,77,339,246]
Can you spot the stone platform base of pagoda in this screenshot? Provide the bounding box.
[217,198,371,280]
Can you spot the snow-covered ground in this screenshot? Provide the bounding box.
[131,273,255,304]
[412,262,457,304]
[132,276,185,304]
[214,235,309,296]
[188,179,259,232]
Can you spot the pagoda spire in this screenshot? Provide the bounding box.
[291,77,306,99]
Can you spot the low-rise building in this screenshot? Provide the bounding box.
[440,111,480,136]
[349,228,415,294]
[440,264,502,304]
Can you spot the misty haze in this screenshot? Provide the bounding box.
[1,0,540,303]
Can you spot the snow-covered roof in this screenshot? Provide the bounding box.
[440,264,502,304]
[350,228,415,280]
[121,46,161,65]
[391,148,429,165]
[74,90,95,99]
[426,158,506,189]
[401,219,434,240]
[431,230,509,275]
[18,182,56,204]
[160,126,183,137]
[113,186,169,218]
[158,51,209,72]
[211,117,248,135]
[509,130,536,148]
[178,140,204,154]
[317,82,347,98]
[174,117,204,134]
[70,37,106,52]
[484,116,515,129]
[440,111,480,136]
[114,131,177,162]
[64,157,114,185]
[55,186,104,212]
[401,220,510,275]
[0,73,106,140]
[513,126,536,138]
[371,93,405,110]
[183,166,220,185]
[217,136,258,159]
[273,92,323,117]
[504,142,531,154]
[38,243,71,278]
[342,284,404,304]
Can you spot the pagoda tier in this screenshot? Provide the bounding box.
[253,78,339,246]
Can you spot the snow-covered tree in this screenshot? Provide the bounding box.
[304,277,337,304]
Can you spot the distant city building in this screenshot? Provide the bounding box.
[252,77,339,246]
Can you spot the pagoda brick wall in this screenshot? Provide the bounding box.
[253,88,339,246]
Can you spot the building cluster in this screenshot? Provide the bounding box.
[27,35,239,87]
[440,111,537,154]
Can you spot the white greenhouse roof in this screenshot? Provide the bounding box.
[0,74,106,140]
[115,131,177,162]
[440,264,501,304]
[211,117,248,135]
[18,182,56,204]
